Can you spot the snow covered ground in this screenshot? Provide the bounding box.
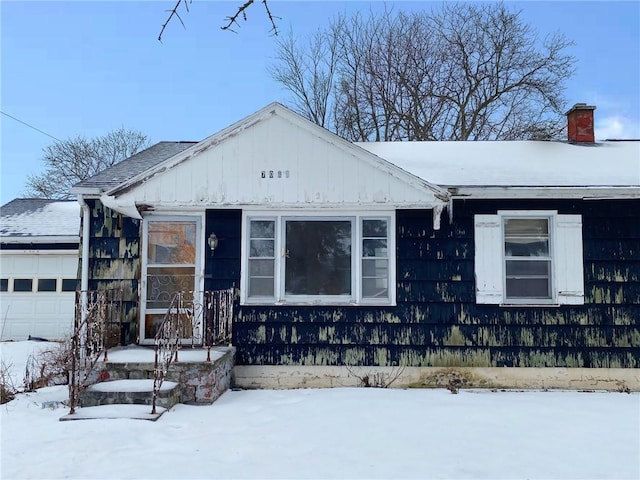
[1,341,639,479]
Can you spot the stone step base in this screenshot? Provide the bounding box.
[81,379,180,409]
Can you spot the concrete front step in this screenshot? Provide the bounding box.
[90,346,236,405]
[81,379,180,409]
[60,404,167,422]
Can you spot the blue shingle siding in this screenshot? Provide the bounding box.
[84,199,141,345]
[204,210,242,292]
[229,199,640,368]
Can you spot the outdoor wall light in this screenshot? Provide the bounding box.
[208,232,219,254]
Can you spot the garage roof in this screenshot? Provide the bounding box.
[0,199,80,244]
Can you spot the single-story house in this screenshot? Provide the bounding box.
[70,103,640,390]
[0,198,80,341]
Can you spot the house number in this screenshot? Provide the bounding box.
[261,170,290,179]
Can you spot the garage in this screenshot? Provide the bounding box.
[0,199,80,341]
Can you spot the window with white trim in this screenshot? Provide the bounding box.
[243,214,394,305]
[474,211,584,305]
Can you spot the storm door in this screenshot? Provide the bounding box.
[140,218,202,344]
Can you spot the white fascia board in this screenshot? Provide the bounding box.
[0,236,80,244]
[449,186,640,199]
[69,186,103,196]
[0,249,78,255]
[140,202,444,214]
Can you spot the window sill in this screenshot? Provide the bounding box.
[241,299,395,307]
[499,303,560,308]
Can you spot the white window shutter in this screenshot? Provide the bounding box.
[555,214,584,305]
[474,215,503,304]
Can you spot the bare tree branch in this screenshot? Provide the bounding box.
[158,0,190,42]
[158,0,278,41]
[270,4,575,141]
[221,0,279,35]
[25,128,149,200]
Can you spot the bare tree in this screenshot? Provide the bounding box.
[25,128,149,200]
[158,0,278,42]
[271,4,575,141]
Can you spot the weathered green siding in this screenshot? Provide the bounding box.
[81,199,140,344]
[232,199,640,368]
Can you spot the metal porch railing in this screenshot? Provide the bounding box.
[68,289,124,415]
[151,288,236,414]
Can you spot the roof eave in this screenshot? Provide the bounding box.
[448,186,640,199]
[0,235,80,244]
[70,186,103,197]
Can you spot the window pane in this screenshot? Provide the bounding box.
[249,259,275,276]
[504,218,549,257]
[363,219,387,237]
[506,278,550,298]
[362,259,388,277]
[285,220,351,296]
[13,279,32,292]
[0,279,7,292]
[505,239,549,257]
[363,239,387,257]
[362,278,388,298]
[61,279,78,292]
[249,277,274,297]
[250,239,274,257]
[148,222,196,264]
[147,266,195,308]
[251,220,275,238]
[504,218,548,236]
[506,260,550,276]
[248,220,276,299]
[37,279,57,292]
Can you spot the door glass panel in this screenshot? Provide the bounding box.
[146,266,195,309]
[144,220,198,341]
[145,312,194,340]
[148,222,196,264]
[285,220,352,296]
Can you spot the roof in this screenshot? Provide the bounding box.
[357,140,640,188]
[71,141,197,193]
[0,198,80,243]
[70,103,640,205]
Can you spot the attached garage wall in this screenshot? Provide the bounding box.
[0,250,78,341]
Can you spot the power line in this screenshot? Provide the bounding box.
[1,111,62,142]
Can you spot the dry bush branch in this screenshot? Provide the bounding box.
[346,364,406,388]
[0,358,17,404]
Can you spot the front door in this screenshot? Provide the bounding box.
[140,217,202,344]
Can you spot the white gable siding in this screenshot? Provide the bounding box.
[115,113,444,209]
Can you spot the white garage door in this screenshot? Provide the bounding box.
[0,251,79,341]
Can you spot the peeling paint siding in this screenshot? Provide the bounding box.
[83,199,141,344]
[229,199,640,369]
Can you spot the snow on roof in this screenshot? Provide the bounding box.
[357,140,640,188]
[0,198,80,240]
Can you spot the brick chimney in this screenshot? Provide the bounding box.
[566,103,596,143]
